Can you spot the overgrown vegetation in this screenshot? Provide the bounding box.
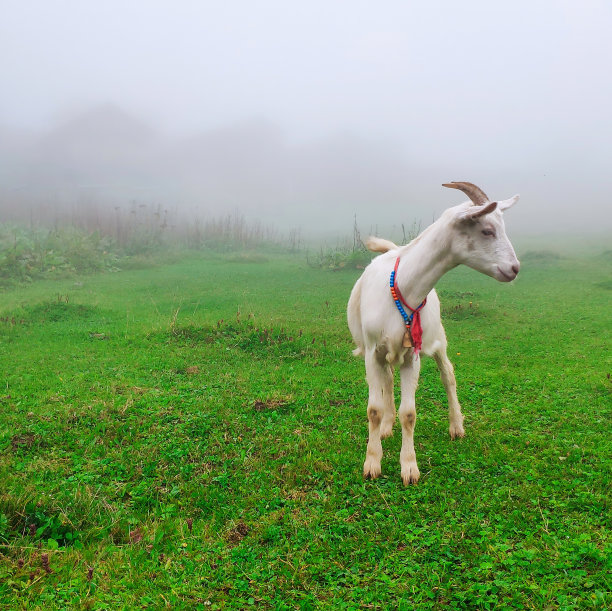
[0,239,610,608]
[305,216,420,270]
[0,209,299,286]
[307,244,374,270]
[0,225,119,285]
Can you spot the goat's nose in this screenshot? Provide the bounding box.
[512,263,520,276]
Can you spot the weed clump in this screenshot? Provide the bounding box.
[252,397,292,411]
[167,319,310,358]
[10,433,38,452]
[18,300,104,324]
[226,521,249,545]
[0,503,83,548]
[442,299,483,321]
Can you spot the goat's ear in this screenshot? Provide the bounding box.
[456,201,498,222]
[498,194,520,212]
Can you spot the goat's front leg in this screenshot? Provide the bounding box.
[363,349,394,479]
[399,355,421,485]
[433,349,465,439]
[379,377,396,440]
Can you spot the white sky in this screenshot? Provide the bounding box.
[1,0,612,234]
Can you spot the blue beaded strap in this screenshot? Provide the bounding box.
[390,269,415,327]
[390,256,427,354]
[389,258,426,328]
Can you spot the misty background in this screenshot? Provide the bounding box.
[1,1,611,240]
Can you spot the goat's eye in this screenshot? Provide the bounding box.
[481,229,495,237]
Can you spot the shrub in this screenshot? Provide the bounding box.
[0,224,119,284]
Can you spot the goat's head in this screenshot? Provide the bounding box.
[443,181,520,282]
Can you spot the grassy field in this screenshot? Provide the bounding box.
[0,246,610,609]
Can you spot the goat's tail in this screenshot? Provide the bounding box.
[365,236,398,253]
[347,277,365,357]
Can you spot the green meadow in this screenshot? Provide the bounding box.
[0,246,610,609]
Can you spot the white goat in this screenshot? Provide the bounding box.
[347,181,520,485]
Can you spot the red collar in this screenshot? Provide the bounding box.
[390,256,427,355]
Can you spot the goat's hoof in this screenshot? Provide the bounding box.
[363,458,382,480]
[449,424,465,440]
[401,463,420,485]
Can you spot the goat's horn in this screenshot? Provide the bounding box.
[442,181,490,206]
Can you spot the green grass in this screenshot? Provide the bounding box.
[0,249,610,609]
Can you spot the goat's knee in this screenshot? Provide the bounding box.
[399,405,416,431]
[367,405,382,427]
[364,403,384,480]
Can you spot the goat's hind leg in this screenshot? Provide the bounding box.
[363,348,394,479]
[433,348,465,439]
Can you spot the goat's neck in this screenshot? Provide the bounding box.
[396,220,456,305]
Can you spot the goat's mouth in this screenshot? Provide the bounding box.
[496,266,516,282]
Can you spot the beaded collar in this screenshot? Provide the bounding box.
[389,256,427,356]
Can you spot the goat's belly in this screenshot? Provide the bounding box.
[420,337,443,358]
[419,318,444,357]
[393,336,443,362]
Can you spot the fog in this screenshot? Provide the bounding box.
[1,1,611,239]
